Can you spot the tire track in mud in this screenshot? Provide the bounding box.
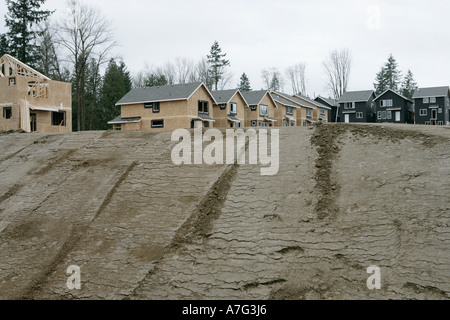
[21,161,137,299]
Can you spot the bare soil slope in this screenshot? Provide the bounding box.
[0,124,448,300]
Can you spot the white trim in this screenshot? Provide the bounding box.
[187,83,218,105]
[198,116,216,122]
[227,116,242,123]
[374,89,413,103]
[108,118,142,125]
[429,106,439,109]
[386,107,402,111]
[116,98,188,106]
[29,105,59,112]
[342,110,357,114]
[271,92,316,109]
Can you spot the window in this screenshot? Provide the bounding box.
[381,99,393,107]
[230,103,237,115]
[251,120,257,127]
[219,103,227,110]
[3,107,12,119]
[250,105,257,111]
[356,112,363,119]
[303,120,307,127]
[377,111,382,120]
[387,111,392,119]
[198,100,209,114]
[381,111,386,119]
[344,102,355,109]
[9,77,16,86]
[283,120,288,127]
[306,109,312,117]
[153,102,160,113]
[425,121,430,125]
[151,119,164,128]
[320,108,325,115]
[438,108,443,114]
[419,109,427,116]
[51,111,66,126]
[204,121,210,128]
[430,97,436,103]
[286,107,293,115]
[438,121,444,125]
[290,121,296,127]
[260,105,268,116]
[423,98,429,104]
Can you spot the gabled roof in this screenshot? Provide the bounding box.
[211,89,249,106]
[0,54,51,80]
[294,94,331,110]
[270,93,300,108]
[338,90,375,103]
[242,90,277,108]
[271,92,316,109]
[116,82,217,106]
[373,89,413,103]
[315,96,338,107]
[412,86,450,99]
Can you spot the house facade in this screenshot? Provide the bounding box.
[293,94,330,123]
[315,96,338,122]
[270,93,300,127]
[110,82,217,131]
[242,90,278,127]
[412,86,450,125]
[374,89,414,124]
[271,92,317,126]
[0,54,72,133]
[211,89,248,128]
[338,90,376,123]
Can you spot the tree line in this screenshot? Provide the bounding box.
[0,0,419,132]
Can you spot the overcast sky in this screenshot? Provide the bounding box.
[1,0,449,97]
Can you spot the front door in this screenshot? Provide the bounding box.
[395,111,401,122]
[30,113,37,132]
[431,109,437,125]
[344,114,350,123]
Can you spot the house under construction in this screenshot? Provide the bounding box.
[0,54,72,133]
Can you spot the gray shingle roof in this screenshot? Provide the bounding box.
[272,92,315,109]
[316,96,338,107]
[338,90,375,103]
[241,90,269,105]
[294,94,331,110]
[270,93,298,108]
[116,82,208,106]
[412,86,450,99]
[211,89,238,104]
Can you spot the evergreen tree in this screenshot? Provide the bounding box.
[0,34,9,57]
[207,41,230,91]
[237,73,251,92]
[4,0,54,68]
[400,69,418,99]
[374,54,402,95]
[98,59,131,130]
[145,74,168,87]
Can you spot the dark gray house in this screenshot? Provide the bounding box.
[338,90,376,123]
[412,86,450,125]
[315,96,338,122]
[374,89,414,124]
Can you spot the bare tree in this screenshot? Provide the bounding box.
[217,69,233,90]
[57,0,116,131]
[323,48,352,100]
[174,57,195,84]
[190,57,213,88]
[286,63,306,95]
[261,67,284,91]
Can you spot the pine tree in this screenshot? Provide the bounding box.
[0,34,9,57]
[98,59,131,130]
[237,73,251,92]
[270,73,281,91]
[207,41,230,91]
[374,54,402,95]
[400,70,418,99]
[4,0,54,68]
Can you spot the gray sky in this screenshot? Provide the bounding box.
[1,0,449,97]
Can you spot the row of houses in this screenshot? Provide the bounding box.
[108,82,332,131]
[315,87,450,126]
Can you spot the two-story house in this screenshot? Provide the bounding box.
[338,90,376,123]
[373,89,414,124]
[109,82,217,130]
[315,96,339,122]
[412,86,450,125]
[293,94,330,123]
[242,90,278,127]
[270,93,300,127]
[211,89,248,128]
[0,54,72,133]
[271,92,317,126]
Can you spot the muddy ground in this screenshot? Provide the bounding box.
[0,124,448,300]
